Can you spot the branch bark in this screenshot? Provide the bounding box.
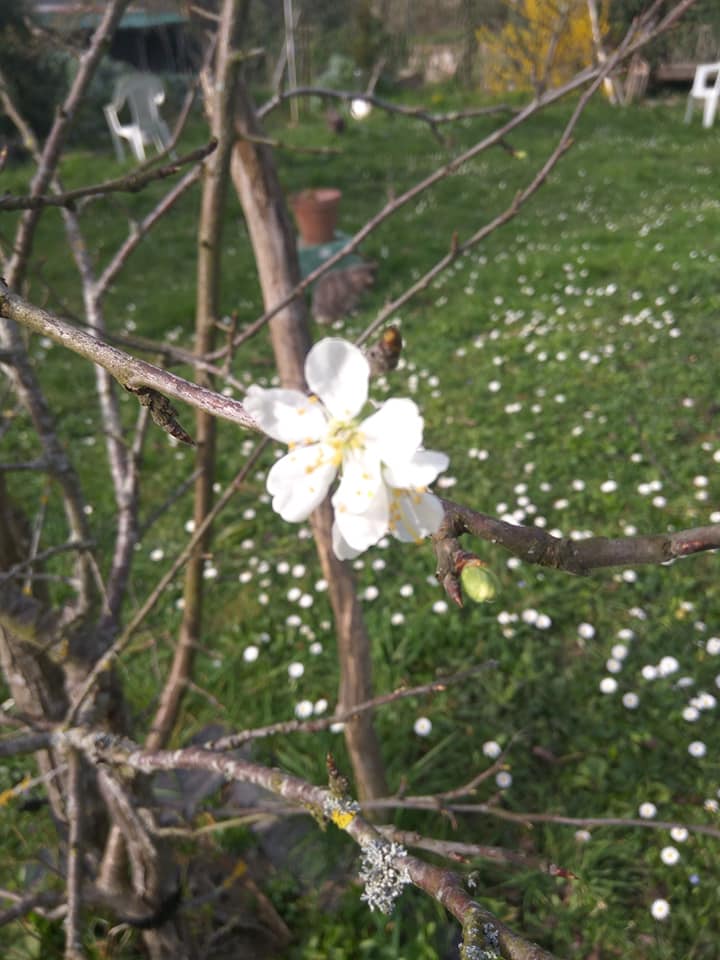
[228,71,388,801]
[62,728,558,960]
[146,0,244,754]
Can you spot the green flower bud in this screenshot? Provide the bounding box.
[460,563,498,603]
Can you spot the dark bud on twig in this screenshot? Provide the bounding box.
[364,325,403,376]
[326,752,351,800]
[126,386,195,446]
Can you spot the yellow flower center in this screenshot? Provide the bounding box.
[326,418,365,467]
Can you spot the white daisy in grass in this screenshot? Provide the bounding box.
[660,846,680,866]
[245,338,448,559]
[413,717,432,737]
[650,898,670,921]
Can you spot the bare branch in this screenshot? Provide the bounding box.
[204,663,496,750]
[6,0,132,289]
[146,0,249,754]
[95,165,204,300]
[364,797,720,841]
[259,85,513,131]
[61,728,558,960]
[378,825,544,871]
[0,282,257,432]
[210,0,694,363]
[0,731,54,758]
[357,1,637,346]
[435,498,720,605]
[64,750,86,960]
[65,441,269,726]
[0,141,217,211]
[0,891,63,927]
[0,540,94,586]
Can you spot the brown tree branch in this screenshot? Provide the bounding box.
[0,540,94,586]
[434,498,720,605]
[364,797,720,841]
[95,165,204,300]
[5,0,132,289]
[145,0,247,755]
[65,443,268,727]
[203,663,495,750]
[356,1,640,346]
[229,71,388,801]
[207,0,695,364]
[3,279,718,607]
[64,750,86,960]
[259,84,514,131]
[62,728,558,960]
[378,825,545,871]
[0,891,64,927]
[0,282,256,432]
[0,141,217,211]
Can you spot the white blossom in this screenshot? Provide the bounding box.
[245,338,448,559]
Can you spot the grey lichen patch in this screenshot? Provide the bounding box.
[460,915,502,960]
[358,839,411,914]
[461,948,501,960]
[322,792,360,826]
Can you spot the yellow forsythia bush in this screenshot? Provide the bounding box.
[476,0,609,94]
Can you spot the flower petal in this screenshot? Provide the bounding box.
[305,338,370,420]
[266,444,336,522]
[332,522,363,560]
[333,447,383,515]
[383,450,449,489]
[361,398,424,466]
[389,490,445,543]
[245,385,327,444]
[333,481,389,552]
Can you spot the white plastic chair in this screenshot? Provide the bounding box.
[684,62,720,129]
[104,74,172,162]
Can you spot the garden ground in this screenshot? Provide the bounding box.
[2,91,720,958]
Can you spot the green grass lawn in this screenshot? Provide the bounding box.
[2,91,720,958]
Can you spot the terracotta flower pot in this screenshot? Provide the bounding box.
[290,188,342,245]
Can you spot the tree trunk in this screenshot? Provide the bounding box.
[228,77,388,801]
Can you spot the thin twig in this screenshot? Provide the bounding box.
[203,664,496,750]
[64,440,269,726]
[0,539,94,585]
[64,750,86,960]
[0,282,257,432]
[0,141,217,211]
[356,1,636,347]
[207,1,692,363]
[0,891,63,928]
[62,727,559,960]
[363,798,720,841]
[259,85,514,129]
[378,825,544,871]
